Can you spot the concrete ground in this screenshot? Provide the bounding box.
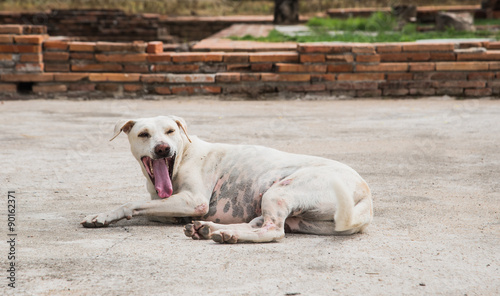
[1,97,499,295]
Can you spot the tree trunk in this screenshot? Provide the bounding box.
[274,0,299,24]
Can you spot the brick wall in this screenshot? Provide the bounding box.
[1,24,499,98]
[0,10,275,42]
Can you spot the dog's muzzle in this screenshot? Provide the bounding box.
[141,155,175,198]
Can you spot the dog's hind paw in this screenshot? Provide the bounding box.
[211,230,238,244]
[184,221,212,240]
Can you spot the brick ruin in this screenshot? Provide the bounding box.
[1,20,500,99]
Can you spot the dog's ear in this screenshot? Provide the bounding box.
[172,116,192,143]
[110,120,136,141]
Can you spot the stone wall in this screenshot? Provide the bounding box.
[1,24,499,99]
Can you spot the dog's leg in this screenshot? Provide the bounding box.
[81,193,208,228]
[184,217,264,240]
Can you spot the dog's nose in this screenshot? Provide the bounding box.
[154,144,171,158]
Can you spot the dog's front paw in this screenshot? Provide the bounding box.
[211,230,238,244]
[184,221,212,240]
[81,213,113,228]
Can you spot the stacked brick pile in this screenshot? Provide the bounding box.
[1,24,499,98]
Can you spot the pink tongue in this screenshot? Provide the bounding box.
[152,159,173,198]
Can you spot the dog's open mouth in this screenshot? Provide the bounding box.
[141,155,175,199]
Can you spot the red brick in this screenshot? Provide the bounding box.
[68,84,96,91]
[436,62,488,71]
[33,84,67,93]
[468,72,495,80]
[0,53,12,61]
[457,51,500,61]
[54,73,88,81]
[249,52,298,63]
[171,86,221,95]
[356,54,380,63]
[434,81,486,88]
[327,64,354,72]
[311,74,336,82]
[298,43,352,53]
[356,63,408,72]
[352,44,375,54]
[1,73,53,82]
[147,53,172,63]
[241,73,261,81]
[380,52,430,62]
[383,88,409,96]
[283,84,326,92]
[165,74,215,83]
[327,81,378,90]
[387,73,413,80]
[15,63,43,72]
[89,73,141,82]
[69,42,96,52]
[326,54,354,63]
[155,86,172,95]
[484,41,500,49]
[436,88,464,96]
[357,89,382,97]
[300,54,325,63]
[123,84,143,92]
[337,73,384,81]
[216,73,241,82]
[429,52,456,61]
[0,45,40,53]
[44,64,70,72]
[43,52,69,62]
[226,64,250,71]
[458,42,483,49]
[409,62,435,72]
[402,43,455,52]
[123,64,148,73]
[376,44,402,53]
[0,84,17,92]
[20,54,42,63]
[14,35,45,44]
[0,25,22,34]
[141,74,166,83]
[71,64,123,72]
[95,41,146,53]
[276,63,326,73]
[418,72,467,81]
[489,62,500,70]
[172,53,206,63]
[44,40,69,51]
[151,64,199,73]
[251,63,273,72]
[147,41,163,54]
[464,88,492,97]
[261,73,310,82]
[224,53,249,63]
[70,52,94,60]
[95,53,147,63]
[22,26,46,34]
[204,52,224,62]
[0,35,13,43]
[410,88,436,96]
[96,83,120,92]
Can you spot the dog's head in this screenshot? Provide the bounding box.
[110,116,191,199]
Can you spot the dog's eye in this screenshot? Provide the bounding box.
[138,132,150,138]
[166,129,175,135]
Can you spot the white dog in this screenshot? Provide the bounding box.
[81,116,373,243]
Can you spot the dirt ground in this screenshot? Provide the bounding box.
[1,97,499,295]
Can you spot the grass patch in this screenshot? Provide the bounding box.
[232,13,500,43]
